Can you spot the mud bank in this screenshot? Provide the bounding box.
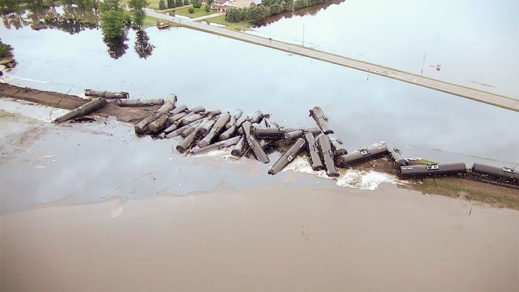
[0,83,155,123]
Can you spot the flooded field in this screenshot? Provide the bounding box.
[2,184,518,291]
[252,0,519,98]
[0,99,341,213]
[1,23,518,167]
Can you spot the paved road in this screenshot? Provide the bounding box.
[147,9,519,112]
[192,13,223,21]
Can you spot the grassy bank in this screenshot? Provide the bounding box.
[142,15,181,28]
[198,15,251,31]
[0,111,17,118]
[145,0,163,9]
[406,177,519,210]
[173,5,212,18]
[152,5,213,18]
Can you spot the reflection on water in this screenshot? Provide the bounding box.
[255,0,344,27]
[134,28,154,58]
[0,0,153,59]
[2,2,100,34]
[104,32,128,59]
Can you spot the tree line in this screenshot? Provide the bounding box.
[158,0,211,12]
[225,0,333,23]
[158,0,189,10]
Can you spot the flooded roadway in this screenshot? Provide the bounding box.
[146,9,519,111]
[251,0,519,98]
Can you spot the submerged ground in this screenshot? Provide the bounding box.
[1,183,518,291]
[0,88,518,290]
[1,0,519,290]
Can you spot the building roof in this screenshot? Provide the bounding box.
[213,0,229,5]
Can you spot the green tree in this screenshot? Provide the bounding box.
[192,0,201,8]
[0,39,13,58]
[167,0,175,8]
[282,0,293,11]
[102,0,120,10]
[1,0,20,13]
[270,3,281,14]
[225,8,240,22]
[204,3,210,12]
[176,0,183,7]
[188,7,194,13]
[128,0,148,27]
[247,6,266,22]
[100,0,125,39]
[159,0,166,9]
[293,0,307,9]
[183,0,189,5]
[100,0,128,59]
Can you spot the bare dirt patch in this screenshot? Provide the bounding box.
[0,83,157,123]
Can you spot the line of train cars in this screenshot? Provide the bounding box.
[336,143,519,187]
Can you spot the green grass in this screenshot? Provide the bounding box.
[198,15,252,31]
[172,5,213,18]
[0,111,17,119]
[145,2,212,18]
[142,15,181,28]
[145,0,163,9]
[415,158,438,165]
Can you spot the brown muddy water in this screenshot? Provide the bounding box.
[1,185,518,291]
[1,100,518,291]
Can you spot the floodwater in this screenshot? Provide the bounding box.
[0,100,339,213]
[1,185,518,290]
[1,5,519,290]
[1,23,518,167]
[251,0,519,98]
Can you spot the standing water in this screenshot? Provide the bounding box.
[251,0,519,98]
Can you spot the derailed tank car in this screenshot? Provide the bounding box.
[472,163,519,185]
[387,146,409,167]
[399,163,467,178]
[336,144,388,167]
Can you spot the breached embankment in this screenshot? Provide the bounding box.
[1,82,518,209]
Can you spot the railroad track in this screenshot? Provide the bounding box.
[463,173,519,190]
